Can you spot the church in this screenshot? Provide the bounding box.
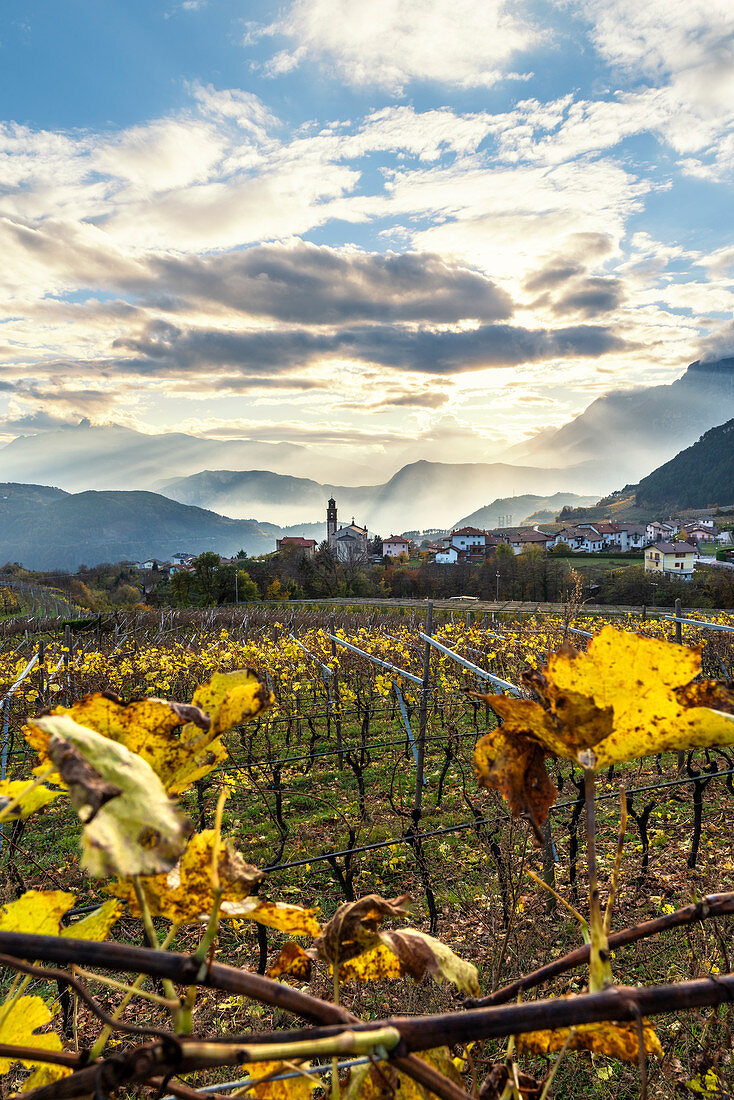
[326,498,369,562]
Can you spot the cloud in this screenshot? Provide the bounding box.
[126,243,514,324]
[551,277,626,318]
[697,320,734,363]
[524,263,585,293]
[108,317,631,379]
[382,390,450,408]
[0,409,89,433]
[337,388,451,411]
[257,0,537,92]
[568,0,734,176]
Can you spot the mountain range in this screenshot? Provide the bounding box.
[0,485,283,572]
[511,357,734,485]
[0,422,373,491]
[161,461,602,532]
[2,356,734,552]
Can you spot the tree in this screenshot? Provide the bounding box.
[236,569,260,601]
[194,552,221,604]
[170,570,196,607]
[266,577,288,601]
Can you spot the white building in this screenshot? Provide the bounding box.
[553,527,602,552]
[646,521,678,543]
[435,546,464,565]
[449,527,487,550]
[617,523,648,549]
[170,552,195,565]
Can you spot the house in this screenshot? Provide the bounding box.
[682,521,719,544]
[553,526,586,551]
[553,527,603,552]
[276,536,317,558]
[169,562,195,575]
[644,541,697,580]
[449,527,487,551]
[170,550,194,567]
[617,523,648,549]
[435,546,466,565]
[577,530,603,553]
[592,522,632,550]
[382,535,411,559]
[501,529,555,555]
[646,521,678,543]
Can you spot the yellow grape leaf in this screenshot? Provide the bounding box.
[474,628,734,824]
[0,780,61,820]
[316,894,411,966]
[339,930,479,996]
[382,929,480,996]
[686,1068,725,1094]
[191,670,276,736]
[18,1063,73,1091]
[0,890,75,936]
[245,1060,315,1099]
[516,1020,663,1061]
[317,896,478,994]
[0,995,64,1073]
[337,942,403,983]
[474,710,557,832]
[27,693,224,796]
[344,1048,463,1099]
[111,829,264,924]
[60,900,122,941]
[30,714,190,877]
[222,899,320,936]
[267,943,313,981]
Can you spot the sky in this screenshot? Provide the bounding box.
[1,0,733,478]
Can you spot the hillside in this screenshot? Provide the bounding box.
[0,422,373,492]
[0,483,68,512]
[162,459,600,532]
[511,356,734,485]
[162,470,377,527]
[452,492,597,530]
[635,419,734,510]
[0,488,282,571]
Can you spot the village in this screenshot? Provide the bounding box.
[132,500,734,585]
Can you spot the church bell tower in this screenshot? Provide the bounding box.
[327,497,337,546]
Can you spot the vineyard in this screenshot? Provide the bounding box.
[0,601,733,1099]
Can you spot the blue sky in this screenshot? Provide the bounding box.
[1,0,733,478]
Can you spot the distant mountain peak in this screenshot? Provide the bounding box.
[510,354,734,488]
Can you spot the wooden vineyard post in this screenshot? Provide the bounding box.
[329,614,343,770]
[413,600,433,825]
[37,639,46,708]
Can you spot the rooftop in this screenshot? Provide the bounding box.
[648,542,697,554]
